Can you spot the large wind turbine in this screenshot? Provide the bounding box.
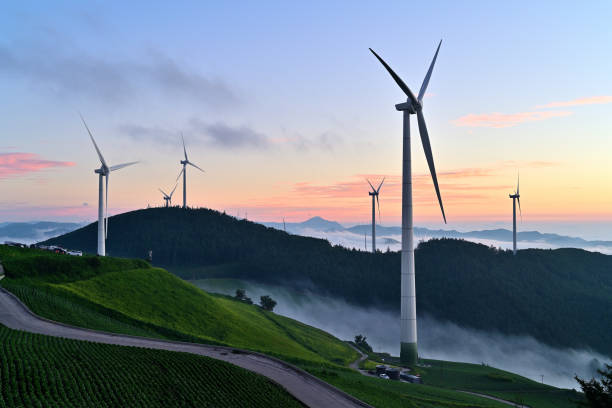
[159,182,178,208]
[509,175,521,255]
[367,178,385,253]
[177,134,204,208]
[370,41,446,366]
[81,115,138,256]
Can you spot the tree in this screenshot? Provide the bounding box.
[575,364,612,408]
[354,334,372,352]
[235,289,252,304]
[235,289,245,300]
[259,295,277,311]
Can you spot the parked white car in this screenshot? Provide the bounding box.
[379,373,390,380]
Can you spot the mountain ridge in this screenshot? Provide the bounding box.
[42,207,612,358]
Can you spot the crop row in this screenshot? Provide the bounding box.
[0,325,302,407]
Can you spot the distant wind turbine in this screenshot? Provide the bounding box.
[177,134,204,208]
[159,182,178,208]
[509,175,521,255]
[367,178,385,253]
[81,114,138,256]
[370,40,446,366]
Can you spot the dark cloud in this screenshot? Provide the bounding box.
[119,120,270,149]
[189,118,270,148]
[119,119,339,151]
[0,42,237,107]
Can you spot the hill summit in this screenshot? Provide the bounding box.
[44,207,612,357]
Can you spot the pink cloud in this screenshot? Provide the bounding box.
[452,111,573,128]
[536,95,612,109]
[0,152,75,178]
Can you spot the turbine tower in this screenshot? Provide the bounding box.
[370,41,446,366]
[509,175,521,255]
[177,134,204,208]
[367,178,385,253]
[81,115,138,256]
[159,182,178,208]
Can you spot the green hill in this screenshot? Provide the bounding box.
[43,207,612,357]
[0,245,357,367]
[0,324,304,408]
[0,245,583,408]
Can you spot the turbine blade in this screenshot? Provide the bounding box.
[376,194,381,224]
[188,161,205,172]
[181,133,188,161]
[169,182,178,197]
[376,177,385,193]
[369,48,418,105]
[517,196,522,221]
[418,40,442,102]
[159,188,168,197]
[176,168,184,182]
[417,109,446,223]
[110,161,138,172]
[80,114,107,168]
[105,174,109,239]
[366,178,376,192]
[517,173,520,195]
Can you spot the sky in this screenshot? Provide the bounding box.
[1,1,611,239]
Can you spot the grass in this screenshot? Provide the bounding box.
[0,245,584,408]
[304,364,511,408]
[417,359,582,408]
[0,245,358,367]
[0,324,304,408]
[51,267,357,365]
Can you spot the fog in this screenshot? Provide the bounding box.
[295,228,612,255]
[193,278,610,390]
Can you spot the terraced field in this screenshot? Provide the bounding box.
[0,324,303,408]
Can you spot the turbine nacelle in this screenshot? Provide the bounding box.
[395,100,420,113]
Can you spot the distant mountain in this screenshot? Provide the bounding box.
[263,216,345,233]
[0,222,84,243]
[43,207,612,358]
[269,218,612,252]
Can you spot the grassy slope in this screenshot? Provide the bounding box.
[359,351,582,408]
[54,268,355,365]
[0,245,580,408]
[0,324,303,408]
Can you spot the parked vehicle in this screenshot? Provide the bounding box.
[379,373,390,380]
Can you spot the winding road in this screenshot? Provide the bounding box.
[0,287,372,408]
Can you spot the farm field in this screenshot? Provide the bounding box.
[0,324,303,408]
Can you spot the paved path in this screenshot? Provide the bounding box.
[0,288,372,408]
[348,343,368,370]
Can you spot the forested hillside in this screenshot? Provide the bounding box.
[44,207,612,357]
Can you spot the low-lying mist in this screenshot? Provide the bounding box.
[194,278,609,390]
[294,228,612,255]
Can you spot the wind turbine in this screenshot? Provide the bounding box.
[81,115,138,256]
[177,134,204,208]
[367,178,385,253]
[509,175,521,255]
[370,40,446,366]
[159,182,178,208]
